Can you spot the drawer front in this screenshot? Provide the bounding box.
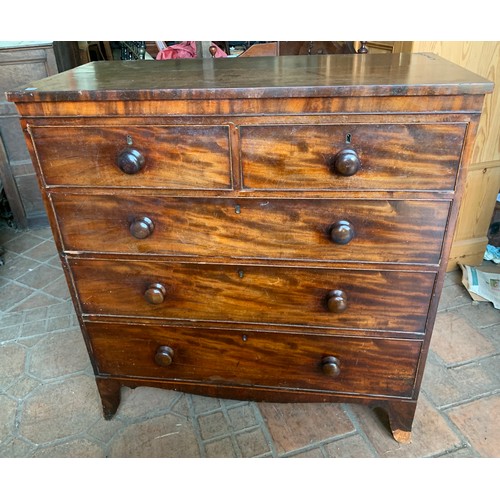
[240,123,466,191]
[86,323,422,398]
[71,259,435,333]
[53,194,450,265]
[30,125,232,189]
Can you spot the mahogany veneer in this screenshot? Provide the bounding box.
[6,53,493,443]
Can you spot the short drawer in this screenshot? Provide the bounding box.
[53,193,450,265]
[240,123,466,191]
[29,125,232,189]
[86,323,422,398]
[71,259,436,333]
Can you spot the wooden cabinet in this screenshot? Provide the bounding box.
[7,54,492,443]
[0,42,59,227]
[0,41,86,227]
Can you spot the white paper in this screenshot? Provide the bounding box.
[463,264,500,309]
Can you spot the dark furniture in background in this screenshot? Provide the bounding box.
[0,41,84,228]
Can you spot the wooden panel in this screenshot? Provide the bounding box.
[12,94,487,117]
[240,123,466,191]
[402,42,500,268]
[86,322,422,398]
[29,125,232,189]
[0,45,58,98]
[447,160,500,269]
[405,42,500,163]
[0,43,58,227]
[53,193,451,265]
[70,259,436,333]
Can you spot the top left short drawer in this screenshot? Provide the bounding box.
[29,125,232,189]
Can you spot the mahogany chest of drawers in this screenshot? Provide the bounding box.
[7,53,493,442]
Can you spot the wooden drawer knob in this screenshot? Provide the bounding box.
[321,356,341,377]
[116,147,145,174]
[330,220,354,245]
[155,345,174,367]
[130,216,154,239]
[332,148,360,176]
[144,283,167,304]
[326,289,347,313]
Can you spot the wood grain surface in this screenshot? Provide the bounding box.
[52,193,450,265]
[241,123,466,191]
[30,125,232,189]
[70,259,436,333]
[6,53,493,102]
[86,322,422,398]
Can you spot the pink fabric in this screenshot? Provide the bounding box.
[156,41,227,60]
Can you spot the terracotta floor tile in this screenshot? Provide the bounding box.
[323,434,375,457]
[0,254,40,281]
[0,343,27,391]
[116,386,181,421]
[431,310,495,364]
[458,302,500,329]
[27,226,53,240]
[0,311,23,328]
[350,396,461,457]
[86,416,124,445]
[0,437,35,458]
[437,283,471,311]
[0,325,19,342]
[5,375,40,400]
[0,282,33,312]
[28,328,90,380]
[16,263,63,290]
[258,402,354,455]
[480,324,500,351]
[443,270,462,287]
[440,445,479,457]
[227,404,260,431]
[422,353,499,407]
[198,411,230,440]
[108,413,200,458]
[170,393,191,417]
[0,395,17,445]
[32,438,106,458]
[18,375,102,444]
[9,291,61,312]
[23,239,58,263]
[191,395,223,414]
[3,233,45,255]
[204,436,238,458]
[447,395,500,457]
[235,428,272,457]
[42,275,71,300]
[289,447,324,457]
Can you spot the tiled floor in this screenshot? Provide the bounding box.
[0,223,499,458]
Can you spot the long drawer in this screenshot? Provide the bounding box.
[70,259,436,333]
[86,322,422,398]
[240,123,466,191]
[29,125,232,189]
[53,194,450,265]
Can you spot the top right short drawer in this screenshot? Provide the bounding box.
[240,123,466,191]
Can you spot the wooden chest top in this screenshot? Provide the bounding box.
[7,53,493,102]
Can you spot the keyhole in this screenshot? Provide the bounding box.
[346,133,352,144]
[126,135,133,145]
